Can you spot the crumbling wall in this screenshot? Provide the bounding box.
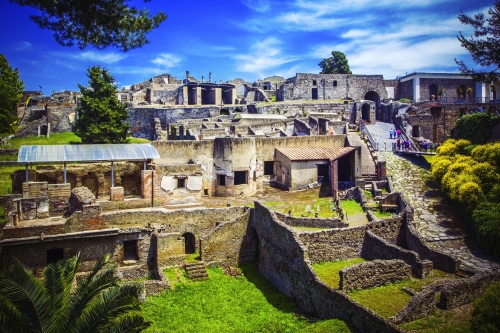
[252,202,402,333]
[339,259,412,292]
[200,210,257,267]
[275,213,348,229]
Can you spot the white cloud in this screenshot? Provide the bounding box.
[14,41,32,51]
[234,38,300,75]
[151,53,182,69]
[79,51,127,63]
[241,0,270,12]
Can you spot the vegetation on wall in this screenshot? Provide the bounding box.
[432,139,500,256]
[453,113,500,144]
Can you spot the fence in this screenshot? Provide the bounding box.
[360,122,378,151]
[338,181,355,190]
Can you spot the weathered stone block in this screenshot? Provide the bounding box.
[110,187,125,201]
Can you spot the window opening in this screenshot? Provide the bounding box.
[234,171,248,185]
[123,240,139,261]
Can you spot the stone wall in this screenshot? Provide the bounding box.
[277,73,388,102]
[439,271,500,310]
[275,213,348,229]
[298,226,366,264]
[362,230,433,278]
[47,105,76,133]
[200,210,257,267]
[339,259,412,292]
[252,202,403,333]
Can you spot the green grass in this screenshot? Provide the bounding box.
[373,211,393,219]
[264,197,337,218]
[341,199,365,215]
[185,252,201,263]
[0,165,29,195]
[348,270,456,318]
[312,258,367,289]
[399,306,472,333]
[145,264,352,333]
[1,132,82,148]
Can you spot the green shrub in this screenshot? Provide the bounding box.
[398,98,411,103]
[472,202,500,256]
[454,113,500,144]
[431,158,453,181]
[458,182,483,205]
[471,281,500,333]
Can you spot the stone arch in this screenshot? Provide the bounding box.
[361,103,371,123]
[364,91,379,103]
[429,84,438,100]
[182,232,196,254]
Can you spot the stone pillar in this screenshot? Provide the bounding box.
[413,77,420,102]
[110,187,125,201]
[179,125,184,140]
[377,160,387,180]
[196,87,202,105]
[182,86,188,106]
[215,88,222,106]
[209,72,212,83]
[232,88,236,104]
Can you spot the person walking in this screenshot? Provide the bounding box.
[396,129,401,138]
[389,129,393,139]
[397,139,401,151]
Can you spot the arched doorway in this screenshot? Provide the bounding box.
[361,103,371,123]
[182,232,196,254]
[364,91,379,102]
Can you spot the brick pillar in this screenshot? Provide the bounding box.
[110,187,124,201]
[215,88,222,105]
[377,160,387,180]
[330,159,338,200]
[141,170,153,199]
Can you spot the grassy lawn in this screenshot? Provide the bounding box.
[399,304,472,333]
[373,211,393,219]
[145,264,352,333]
[348,270,456,318]
[264,197,337,218]
[312,258,367,289]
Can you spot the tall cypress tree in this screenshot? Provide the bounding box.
[75,66,130,144]
[0,54,24,135]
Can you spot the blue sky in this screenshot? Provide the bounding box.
[0,0,494,94]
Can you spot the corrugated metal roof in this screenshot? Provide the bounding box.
[234,114,287,120]
[276,146,356,161]
[18,144,159,163]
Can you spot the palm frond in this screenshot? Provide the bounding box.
[102,312,152,333]
[43,255,80,332]
[2,261,52,333]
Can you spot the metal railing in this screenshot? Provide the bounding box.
[360,122,378,151]
[361,166,377,174]
[338,181,355,190]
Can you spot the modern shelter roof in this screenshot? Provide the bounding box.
[276,146,356,161]
[234,114,287,120]
[17,144,160,163]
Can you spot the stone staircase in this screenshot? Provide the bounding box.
[185,262,208,281]
[361,174,378,191]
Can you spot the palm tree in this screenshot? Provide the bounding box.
[0,253,151,333]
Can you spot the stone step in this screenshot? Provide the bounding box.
[184,261,209,281]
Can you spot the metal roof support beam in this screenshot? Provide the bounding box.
[25,164,28,183]
[111,161,115,188]
[64,163,67,183]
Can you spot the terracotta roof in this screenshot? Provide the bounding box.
[276,146,356,161]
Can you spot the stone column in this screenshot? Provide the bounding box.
[196,87,202,105]
[182,86,188,106]
[141,170,154,199]
[215,88,222,106]
[330,159,338,200]
[377,160,387,180]
[413,77,420,102]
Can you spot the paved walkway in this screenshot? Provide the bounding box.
[365,122,396,152]
[347,131,376,173]
[366,121,499,272]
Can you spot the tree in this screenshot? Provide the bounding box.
[0,55,24,136]
[75,66,130,144]
[456,1,500,81]
[9,0,166,52]
[318,51,352,74]
[0,253,151,332]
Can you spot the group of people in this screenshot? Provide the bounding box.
[389,128,400,139]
